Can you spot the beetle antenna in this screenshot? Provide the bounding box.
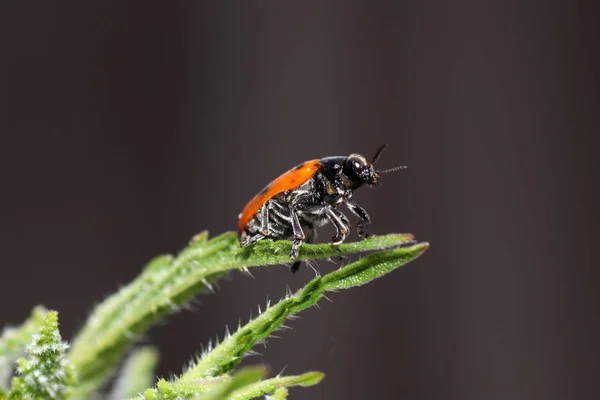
[371,144,388,164]
[378,165,407,174]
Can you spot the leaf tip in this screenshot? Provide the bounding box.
[401,233,415,241]
[298,371,325,386]
[415,241,430,252]
[190,230,210,244]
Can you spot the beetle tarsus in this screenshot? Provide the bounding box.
[290,261,301,273]
[290,238,302,259]
[240,233,265,247]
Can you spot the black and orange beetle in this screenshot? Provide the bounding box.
[238,144,405,272]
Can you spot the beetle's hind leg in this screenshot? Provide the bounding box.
[258,203,271,236]
[289,205,306,268]
[241,203,271,247]
[290,224,316,273]
[240,232,266,247]
[290,260,301,273]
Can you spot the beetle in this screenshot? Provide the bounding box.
[238,144,405,273]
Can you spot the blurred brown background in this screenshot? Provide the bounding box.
[1,2,599,399]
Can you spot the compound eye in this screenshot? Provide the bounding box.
[348,156,366,173]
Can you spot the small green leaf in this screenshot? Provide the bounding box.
[109,347,159,400]
[9,311,75,400]
[68,231,415,397]
[192,367,266,400]
[0,306,47,389]
[268,387,288,400]
[229,372,324,400]
[189,231,210,246]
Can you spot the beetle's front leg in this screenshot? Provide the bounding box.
[345,200,373,238]
[295,200,349,245]
[290,223,315,273]
[324,207,350,245]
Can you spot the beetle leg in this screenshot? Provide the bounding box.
[259,203,270,236]
[289,205,305,264]
[290,260,301,273]
[290,224,316,273]
[300,200,349,244]
[345,200,373,238]
[325,207,350,245]
[336,210,350,240]
[240,233,265,247]
[290,259,301,273]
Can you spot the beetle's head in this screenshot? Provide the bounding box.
[342,144,406,189]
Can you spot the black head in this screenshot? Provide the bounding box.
[341,144,406,190]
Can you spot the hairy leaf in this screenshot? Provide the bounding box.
[68,232,415,397]
[110,347,159,400]
[268,387,288,400]
[10,312,75,400]
[192,367,265,400]
[229,372,324,400]
[0,307,47,389]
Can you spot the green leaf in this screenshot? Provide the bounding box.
[136,368,322,400]
[0,307,47,389]
[228,372,324,400]
[182,241,428,380]
[140,378,202,400]
[268,387,288,400]
[68,231,415,398]
[109,347,159,400]
[9,311,75,400]
[192,367,266,400]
